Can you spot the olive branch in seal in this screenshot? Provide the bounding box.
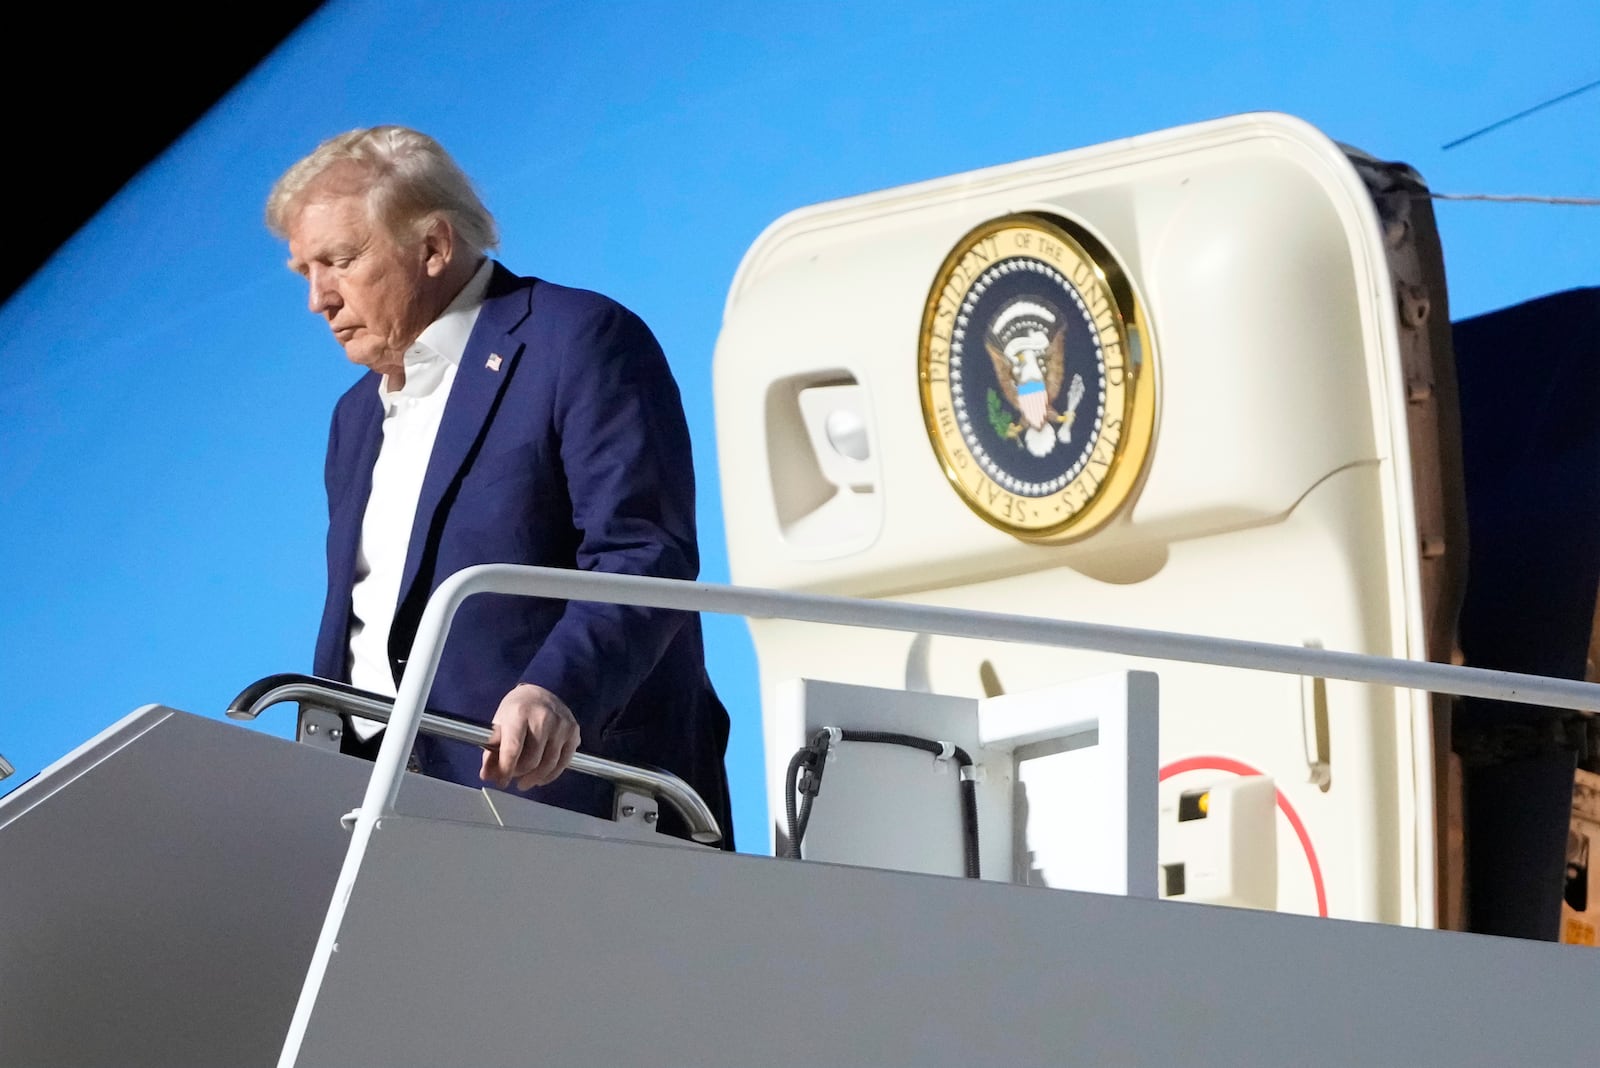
[986,388,1018,442]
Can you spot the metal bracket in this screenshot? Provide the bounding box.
[613,788,661,833]
[297,705,344,752]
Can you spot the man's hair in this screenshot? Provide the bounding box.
[265,126,500,253]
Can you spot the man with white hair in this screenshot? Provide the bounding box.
[267,126,733,846]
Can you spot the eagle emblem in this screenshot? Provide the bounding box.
[984,298,1086,458]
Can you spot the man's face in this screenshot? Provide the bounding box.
[285,186,439,378]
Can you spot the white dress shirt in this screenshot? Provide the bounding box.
[348,258,493,734]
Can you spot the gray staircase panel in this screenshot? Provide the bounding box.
[303,814,1600,1067]
[0,708,660,1067]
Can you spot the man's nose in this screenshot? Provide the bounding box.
[306,265,340,315]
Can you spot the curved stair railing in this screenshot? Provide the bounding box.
[226,672,724,845]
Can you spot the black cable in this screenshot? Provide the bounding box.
[783,727,981,879]
[1442,76,1600,150]
[959,778,980,880]
[783,741,825,859]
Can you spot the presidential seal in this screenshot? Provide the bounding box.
[918,214,1156,540]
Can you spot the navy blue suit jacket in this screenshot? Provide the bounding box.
[312,264,733,847]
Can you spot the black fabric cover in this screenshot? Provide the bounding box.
[1452,286,1600,937]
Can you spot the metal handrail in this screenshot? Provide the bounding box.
[226,673,723,845]
[366,565,1600,827]
[435,567,1600,708]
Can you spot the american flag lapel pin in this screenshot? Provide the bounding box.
[486,353,503,372]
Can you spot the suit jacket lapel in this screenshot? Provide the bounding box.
[391,264,534,659]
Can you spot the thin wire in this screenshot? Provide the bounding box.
[1441,77,1600,150]
[1428,191,1600,206]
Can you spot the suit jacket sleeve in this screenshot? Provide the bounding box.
[516,301,699,731]
[313,387,359,682]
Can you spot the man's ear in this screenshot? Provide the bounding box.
[419,215,456,277]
